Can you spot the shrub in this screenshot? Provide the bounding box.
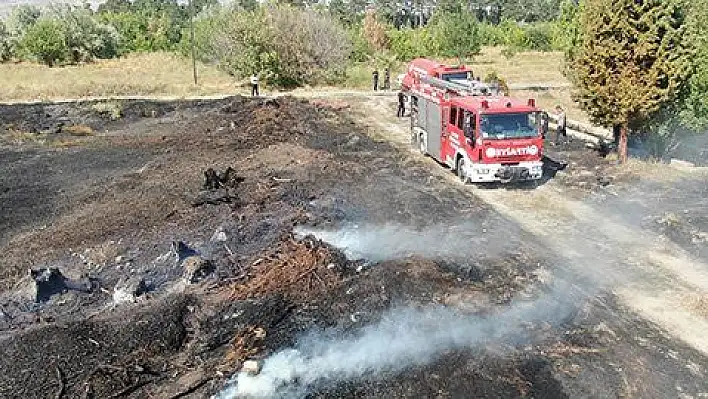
[267,5,352,86]
[55,7,121,62]
[362,9,389,51]
[7,5,41,37]
[429,10,481,62]
[522,23,553,51]
[21,18,68,66]
[387,27,439,61]
[0,21,15,62]
[478,23,506,46]
[348,25,374,62]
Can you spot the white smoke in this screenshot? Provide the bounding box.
[293,223,516,262]
[217,281,580,398]
[216,222,615,398]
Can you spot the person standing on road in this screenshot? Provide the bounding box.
[397,91,406,117]
[554,105,567,145]
[372,69,379,91]
[383,68,391,90]
[250,73,259,97]
[541,111,549,139]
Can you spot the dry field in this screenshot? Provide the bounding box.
[0,52,239,101]
[0,48,586,121]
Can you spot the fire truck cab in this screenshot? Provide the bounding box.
[412,93,545,183]
[402,58,473,87]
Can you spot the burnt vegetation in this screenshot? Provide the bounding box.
[0,97,706,398]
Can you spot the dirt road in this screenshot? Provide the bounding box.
[353,95,708,353]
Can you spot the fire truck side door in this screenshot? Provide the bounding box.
[443,106,463,162]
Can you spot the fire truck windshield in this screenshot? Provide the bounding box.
[480,113,538,140]
[442,72,470,81]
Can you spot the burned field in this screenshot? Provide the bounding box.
[1,97,706,398]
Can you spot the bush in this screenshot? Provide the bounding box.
[387,27,439,61]
[0,21,15,62]
[21,18,68,66]
[55,7,121,62]
[362,9,389,51]
[522,23,553,51]
[478,23,506,46]
[348,25,374,62]
[7,5,41,37]
[429,10,481,62]
[267,5,352,86]
[194,5,351,87]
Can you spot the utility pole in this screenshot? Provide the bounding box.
[189,0,197,85]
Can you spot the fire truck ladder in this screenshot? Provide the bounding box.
[420,75,498,97]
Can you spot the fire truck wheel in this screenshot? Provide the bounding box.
[457,158,470,184]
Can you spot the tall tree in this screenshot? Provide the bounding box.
[429,5,481,63]
[567,0,693,162]
[678,0,708,131]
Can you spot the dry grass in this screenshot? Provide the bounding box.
[0,47,586,120]
[62,124,94,136]
[467,47,567,86]
[442,47,586,121]
[611,158,707,183]
[0,52,239,102]
[681,292,708,319]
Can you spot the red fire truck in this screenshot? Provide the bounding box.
[403,59,545,183]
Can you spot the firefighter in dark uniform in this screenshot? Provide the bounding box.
[397,91,406,117]
[372,69,379,91]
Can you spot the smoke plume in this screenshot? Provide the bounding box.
[217,222,620,398]
[218,281,580,398]
[293,222,517,262]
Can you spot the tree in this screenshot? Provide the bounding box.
[7,5,42,36]
[567,0,693,163]
[267,5,352,86]
[363,9,389,52]
[498,0,562,22]
[21,18,68,66]
[53,6,121,62]
[677,0,708,131]
[429,8,481,62]
[0,21,15,62]
[552,0,583,57]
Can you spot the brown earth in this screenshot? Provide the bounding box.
[0,95,706,398]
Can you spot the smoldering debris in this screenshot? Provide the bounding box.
[218,281,582,398]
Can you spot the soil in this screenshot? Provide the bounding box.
[0,95,706,398]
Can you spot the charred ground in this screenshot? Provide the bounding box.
[0,96,706,398]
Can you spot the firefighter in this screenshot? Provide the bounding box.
[372,69,379,91]
[541,111,549,139]
[397,91,406,117]
[250,73,259,97]
[463,112,474,140]
[383,68,391,90]
[554,105,567,145]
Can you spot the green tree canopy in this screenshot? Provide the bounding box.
[567,0,693,162]
[21,18,68,66]
[429,6,481,62]
[678,0,708,131]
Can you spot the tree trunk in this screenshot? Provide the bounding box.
[619,124,628,164]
